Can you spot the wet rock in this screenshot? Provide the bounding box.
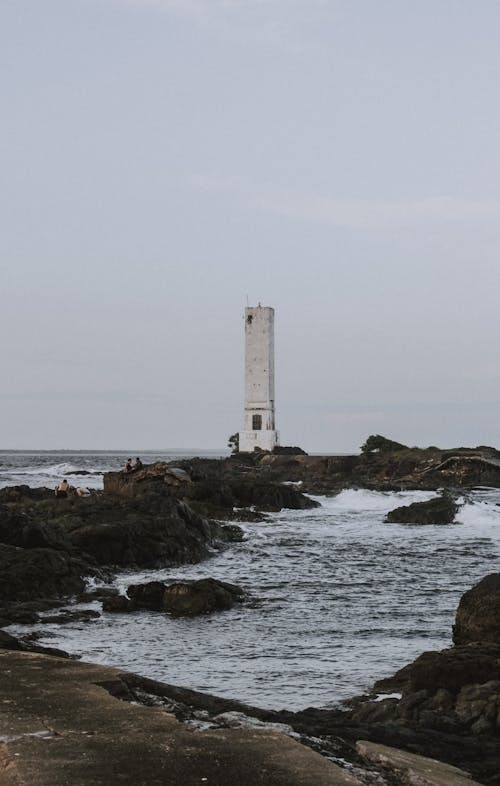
[219,523,246,539]
[61,495,232,569]
[0,485,243,617]
[228,479,319,512]
[76,587,120,603]
[0,544,87,603]
[385,493,458,525]
[0,485,54,503]
[453,573,500,645]
[0,504,72,550]
[106,579,246,617]
[0,608,40,626]
[102,595,133,613]
[162,578,245,617]
[0,630,72,658]
[374,643,500,697]
[127,581,167,610]
[455,681,500,731]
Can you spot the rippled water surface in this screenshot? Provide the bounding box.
[3,453,500,711]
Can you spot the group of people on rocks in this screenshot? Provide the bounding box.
[54,479,90,499]
[54,457,144,497]
[123,456,143,474]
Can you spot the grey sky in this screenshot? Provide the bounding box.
[2,0,500,451]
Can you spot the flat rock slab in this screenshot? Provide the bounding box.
[356,741,482,786]
[0,651,362,786]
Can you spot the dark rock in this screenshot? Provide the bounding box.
[59,495,230,569]
[102,596,133,613]
[123,578,245,617]
[249,446,500,494]
[0,485,54,503]
[0,544,87,603]
[0,504,72,550]
[219,523,246,540]
[0,483,242,614]
[127,581,167,610]
[0,629,24,650]
[453,573,500,645]
[103,461,319,515]
[455,681,500,730]
[385,494,458,525]
[103,463,192,497]
[64,470,101,476]
[272,446,308,456]
[373,643,500,697]
[76,587,120,603]
[0,608,40,625]
[227,479,319,512]
[162,578,245,617]
[0,629,73,658]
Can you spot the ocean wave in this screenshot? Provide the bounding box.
[17,462,90,477]
[311,488,438,514]
[455,501,500,530]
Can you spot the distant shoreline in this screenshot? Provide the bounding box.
[0,448,231,455]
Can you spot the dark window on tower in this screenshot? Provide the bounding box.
[252,414,262,430]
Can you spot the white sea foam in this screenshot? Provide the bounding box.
[455,501,500,532]
[318,488,437,514]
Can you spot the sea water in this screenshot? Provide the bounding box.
[2,452,500,711]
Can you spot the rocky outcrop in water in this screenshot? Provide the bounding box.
[385,493,459,524]
[241,445,500,493]
[354,641,500,735]
[104,578,245,617]
[453,573,500,646]
[103,460,320,518]
[162,578,245,616]
[0,488,243,625]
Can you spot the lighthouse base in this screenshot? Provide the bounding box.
[239,430,279,453]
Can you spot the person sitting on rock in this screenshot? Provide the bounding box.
[76,487,91,497]
[133,457,143,471]
[124,458,133,473]
[55,479,69,498]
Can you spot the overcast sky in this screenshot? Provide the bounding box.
[2,0,500,451]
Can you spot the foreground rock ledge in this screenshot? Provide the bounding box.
[356,741,482,786]
[0,651,360,786]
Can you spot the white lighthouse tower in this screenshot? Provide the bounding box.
[239,305,279,453]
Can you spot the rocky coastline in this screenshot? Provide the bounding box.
[1,447,500,784]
